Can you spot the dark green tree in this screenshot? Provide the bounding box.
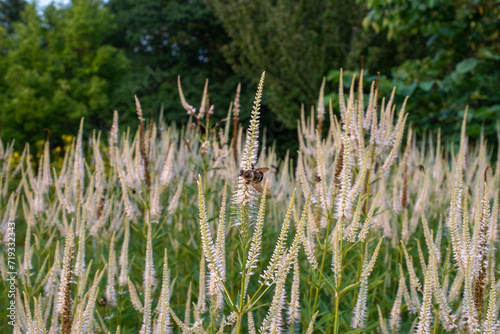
[106,0,248,127]
[363,0,500,142]
[208,0,376,128]
[0,0,26,32]
[0,0,129,145]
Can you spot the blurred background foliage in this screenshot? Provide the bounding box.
[0,0,499,154]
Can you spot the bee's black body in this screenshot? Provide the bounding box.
[239,165,269,192]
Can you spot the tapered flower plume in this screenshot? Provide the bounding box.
[57,227,75,334]
[235,72,265,207]
[246,182,269,275]
[155,249,172,334]
[197,176,224,288]
[336,108,353,221]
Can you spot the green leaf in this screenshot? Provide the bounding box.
[477,47,500,60]
[456,58,478,74]
[419,80,435,92]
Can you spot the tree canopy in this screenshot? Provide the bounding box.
[0,0,129,144]
[0,0,499,148]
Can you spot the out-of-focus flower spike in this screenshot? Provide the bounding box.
[261,188,296,284]
[115,148,137,222]
[306,311,319,334]
[287,254,301,326]
[177,76,196,116]
[141,257,154,333]
[196,255,206,314]
[155,248,172,334]
[105,232,117,307]
[109,110,119,163]
[364,80,375,129]
[118,219,130,286]
[461,257,479,332]
[74,217,86,277]
[248,310,257,334]
[415,266,433,334]
[317,76,326,133]
[401,242,421,312]
[361,237,383,280]
[357,191,381,242]
[73,269,104,333]
[150,176,161,222]
[198,79,209,120]
[331,225,342,283]
[380,103,408,173]
[42,138,53,192]
[338,69,347,124]
[378,305,389,334]
[184,282,192,329]
[345,195,363,242]
[390,276,405,333]
[197,176,223,285]
[57,226,74,334]
[128,278,144,313]
[483,274,498,334]
[167,178,183,215]
[336,117,353,220]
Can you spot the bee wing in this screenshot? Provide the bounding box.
[256,167,270,174]
[252,182,264,193]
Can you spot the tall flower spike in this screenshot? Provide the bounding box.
[483,274,498,334]
[105,233,117,307]
[72,269,104,333]
[306,311,319,334]
[415,266,433,334]
[390,276,405,333]
[317,76,326,133]
[197,176,223,286]
[378,305,389,334]
[352,259,369,328]
[212,184,227,309]
[336,109,353,220]
[472,182,490,320]
[57,227,74,334]
[260,253,291,334]
[261,188,296,284]
[421,214,456,330]
[447,108,468,271]
[74,216,86,277]
[401,242,421,312]
[177,76,196,115]
[135,95,151,187]
[287,254,301,326]
[357,191,381,242]
[118,219,130,286]
[462,256,479,332]
[155,249,172,334]
[380,99,408,173]
[331,224,342,284]
[246,182,270,274]
[141,223,155,334]
[236,72,265,207]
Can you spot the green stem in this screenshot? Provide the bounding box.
[333,289,340,334]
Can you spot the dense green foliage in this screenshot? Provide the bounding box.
[364,0,500,142]
[0,0,129,145]
[0,0,499,148]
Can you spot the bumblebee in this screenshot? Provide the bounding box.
[239,165,269,193]
[98,296,108,307]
